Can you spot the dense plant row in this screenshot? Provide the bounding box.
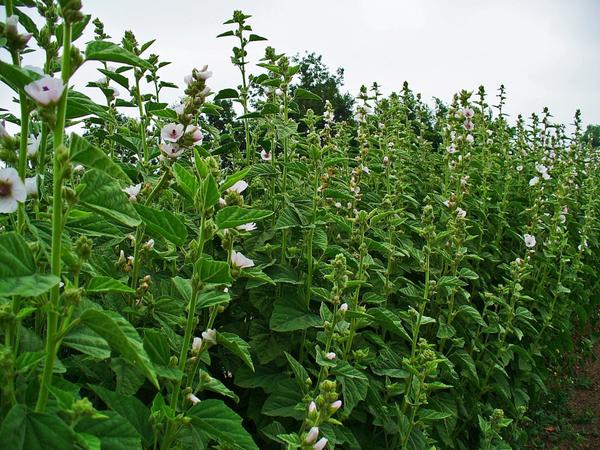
[1,2,599,449]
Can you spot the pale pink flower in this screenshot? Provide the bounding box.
[331,400,342,411]
[462,107,475,118]
[447,145,457,154]
[231,250,254,269]
[201,329,217,345]
[186,393,201,405]
[122,183,142,201]
[305,427,319,444]
[362,166,370,174]
[237,222,257,232]
[161,123,184,142]
[192,337,203,353]
[308,401,317,413]
[27,134,41,157]
[325,352,336,360]
[228,180,248,194]
[465,134,474,143]
[339,303,348,312]
[383,156,389,165]
[523,234,536,248]
[24,76,65,106]
[0,121,9,138]
[25,176,38,197]
[185,125,204,144]
[0,167,26,213]
[171,103,185,115]
[313,437,328,450]
[160,142,184,159]
[260,149,272,161]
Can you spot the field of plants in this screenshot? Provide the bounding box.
[1,2,599,449]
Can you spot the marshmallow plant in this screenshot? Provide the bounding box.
[0,3,599,450]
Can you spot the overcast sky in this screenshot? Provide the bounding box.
[2,0,600,128]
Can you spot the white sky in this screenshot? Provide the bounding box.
[2,0,599,128]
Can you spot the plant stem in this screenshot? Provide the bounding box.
[35,20,72,413]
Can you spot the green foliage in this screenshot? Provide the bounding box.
[0,5,599,450]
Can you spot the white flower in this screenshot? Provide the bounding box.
[456,207,466,219]
[6,15,19,34]
[331,400,342,411]
[275,88,283,96]
[144,239,155,250]
[228,180,248,194]
[218,197,226,206]
[161,123,184,142]
[171,103,185,115]
[535,164,548,174]
[185,125,204,144]
[260,149,272,161]
[308,401,317,413]
[465,134,474,143]
[447,144,457,154]
[231,250,254,269]
[27,134,41,157]
[523,233,536,248]
[559,214,566,224]
[186,393,201,405]
[122,183,142,201]
[0,168,26,213]
[383,156,389,165]
[443,199,450,208]
[313,437,328,450]
[192,337,203,353]
[305,427,319,445]
[516,165,523,172]
[201,329,217,345]
[237,222,257,232]
[196,65,212,80]
[0,121,9,138]
[462,107,475,119]
[529,176,539,186]
[24,76,65,106]
[334,202,342,209]
[325,352,336,360]
[339,303,348,312]
[74,164,85,173]
[25,176,38,197]
[542,172,551,180]
[361,166,370,174]
[160,142,184,159]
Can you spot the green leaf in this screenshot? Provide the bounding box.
[89,385,152,446]
[80,309,159,388]
[195,258,232,284]
[294,87,322,102]
[455,305,486,326]
[197,289,231,310]
[63,326,111,359]
[0,404,75,450]
[270,295,321,332]
[369,307,411,342]
[87,276,135,294]
[248,34,268,42]
[215,206,273,230]
[217,332,254,370]
[134,204,188,246]
[78,170,141,227]
[284,352,309,393]
[70,134,129,182]
[0,60,40,92]
[214,88,239,100]
[67,91,114,122]
[85,41,152,70]
[172,163,199,200]
[75,412,141,450]
[187,400,258,450]
[0,232,60,297]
